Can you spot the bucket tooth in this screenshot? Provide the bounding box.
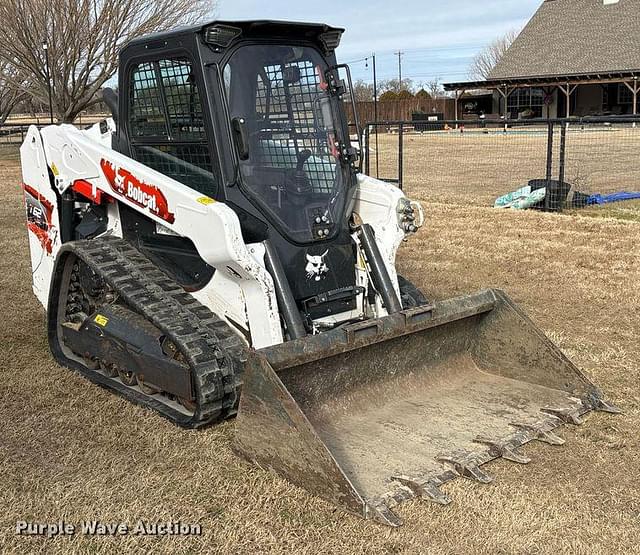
[437,452,494,484]
[473,436,532,465]
[369,503,403,527]
[540,406,583,425]
[391,475,452,505]
[510,421,566,446]
[592,398,622,414]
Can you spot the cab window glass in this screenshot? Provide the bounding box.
[128,58,219,198]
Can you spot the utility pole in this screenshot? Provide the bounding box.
[365,53,380,176]
[372,53,379,177]
[396,51,403,89]
[372,53,378,124]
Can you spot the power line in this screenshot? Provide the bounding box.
[349,65,474,80]
[401,44,485,54]
[343,56,369,65]
[344,47,479,85]
[342,45,481,85]
[352,70,473,86]
[346,56,473,75]
[341,43,486,61]
[376,70,471,78]
[350,66,473,77]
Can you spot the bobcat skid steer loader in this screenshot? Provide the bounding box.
[20,20,618,525]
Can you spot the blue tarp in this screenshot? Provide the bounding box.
[587,192,640,205]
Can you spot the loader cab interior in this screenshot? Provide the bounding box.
[222,43,352,244]
[217,36,363,317]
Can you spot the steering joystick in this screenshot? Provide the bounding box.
[285,149,313,202]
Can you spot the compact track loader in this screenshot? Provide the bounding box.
[21,20,618,525]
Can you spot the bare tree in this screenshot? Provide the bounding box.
[424,77,443,98]
[352,80,374,102]
[0,0,214,123]
[0,60,29,124]
[469,30,519,80]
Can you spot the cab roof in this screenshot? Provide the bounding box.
[124,19,345,50]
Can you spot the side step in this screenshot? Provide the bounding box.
[233,289,619,526]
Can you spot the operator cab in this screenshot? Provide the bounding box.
[110,21,363,332]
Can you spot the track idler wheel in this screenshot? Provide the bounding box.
[99,361,118,378]
[136,375,160,395]
[178,397,197,412]
[118,367,137,386]
[83,356,100,370]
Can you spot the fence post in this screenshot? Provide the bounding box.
[374,122,380,179]
[558,123,568,211]
[398,122,404,190]
[364,124,370,176]
[544,121,554,212]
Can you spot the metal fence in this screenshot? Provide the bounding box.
[0,119,108,160]
[5,116,640,213]
[0,114,110,147]
[361,116,640,211]
[0,123,33,147]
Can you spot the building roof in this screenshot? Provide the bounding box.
[489,0,640,80]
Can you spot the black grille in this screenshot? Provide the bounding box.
[130,62,167,138]
[133,145,216,198]
[128,58,218,197]
[256,60,337,194]
[159,59,206,141]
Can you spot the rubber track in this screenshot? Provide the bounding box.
[56,236,247,428]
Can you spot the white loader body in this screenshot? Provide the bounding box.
[21,120,418,348]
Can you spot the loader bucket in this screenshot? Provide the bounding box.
[233,289,618,526]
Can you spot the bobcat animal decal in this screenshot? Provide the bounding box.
[305,251,329,281]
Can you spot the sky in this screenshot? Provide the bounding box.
[218,0,542,86]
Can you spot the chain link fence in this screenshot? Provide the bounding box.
[361,117,640,211]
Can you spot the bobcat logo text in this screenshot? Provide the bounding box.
[100,159,175,224]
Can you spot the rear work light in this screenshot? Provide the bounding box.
[319,29,343,52]
[204,24,242,48]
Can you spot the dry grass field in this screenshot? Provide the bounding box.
[1,138,639,554]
